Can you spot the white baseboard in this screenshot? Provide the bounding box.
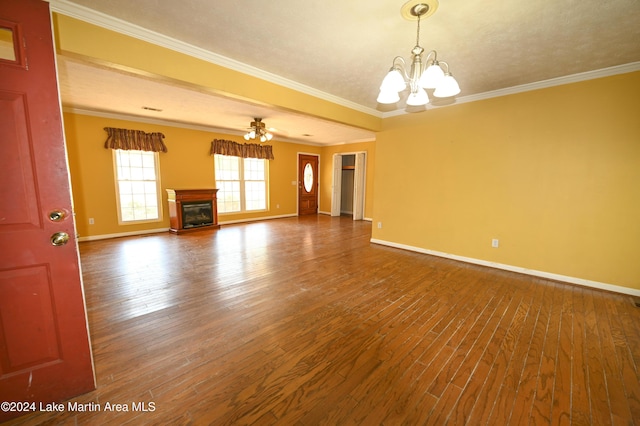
[370,238,640,297]
[77,214,297,241]
[318,212,372,222]
[219,213,298,225]
[77,227,170,242]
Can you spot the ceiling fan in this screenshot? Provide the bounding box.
[243,118,274,142]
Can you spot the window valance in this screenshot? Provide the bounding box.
[210,139,274,160]
[104,127,168,153]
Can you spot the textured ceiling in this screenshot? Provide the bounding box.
[51,0,640,145]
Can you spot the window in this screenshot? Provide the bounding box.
[113,150,161,223]
[215,155,267,213]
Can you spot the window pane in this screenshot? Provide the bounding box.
[118,166,130,180]
[0,27,17,61]
[119,181,132,195]
[131,181,145,194]
[114,150,160,222]
[142,155,155,168]
[214,155,267,213]
[245,181,266,210]
[244,158,265,181]
[304,163,314,192]
[129,166,142,180]
[129,153,143,167]
[143,167,156,180]
[216,180,241,213]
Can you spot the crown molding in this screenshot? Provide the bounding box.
[381,61,640,118]
[49,0,383,119]
[50,1,639,122]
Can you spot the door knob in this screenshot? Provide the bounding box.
[50,232,70,246]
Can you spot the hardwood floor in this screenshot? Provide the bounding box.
[7,215,640,425]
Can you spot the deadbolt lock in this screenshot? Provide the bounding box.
[49,210,66,222]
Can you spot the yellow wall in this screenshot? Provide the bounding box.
[52,14,381,133]
[372,71,640,290]
[319,141,376,218]
[64,112,321,238]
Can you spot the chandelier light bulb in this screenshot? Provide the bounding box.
[377,90,401,104]
[419,63,445,89]
[380,69,407,92]
[433,73,461,98]
[406,88,429,106]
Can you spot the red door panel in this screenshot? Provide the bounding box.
[0,0,95,421]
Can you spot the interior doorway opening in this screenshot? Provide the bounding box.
[331,152,366,220]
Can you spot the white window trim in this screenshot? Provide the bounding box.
[112,149,163,225]
[215,155,269,214]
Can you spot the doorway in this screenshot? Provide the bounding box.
[331,152,366,220]
[298,153,319,215]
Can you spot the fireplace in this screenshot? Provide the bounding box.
[167,189,220,234]
[182,201,213,228]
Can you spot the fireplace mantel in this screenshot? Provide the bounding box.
[166,189,220,234]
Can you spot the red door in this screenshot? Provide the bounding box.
[0,0,95,421]
[298,154,319,215]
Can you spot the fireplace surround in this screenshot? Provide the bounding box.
[167,189,220,234]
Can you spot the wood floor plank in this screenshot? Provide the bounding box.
[447,294,521,425]
[570,285,593,425]
[584,289,614,425]
[551,285,573,426]
[6,216,640,425]
[605,297,640,422]
[529,282,564,425]
[508,281,554,426]
[593,291,635,425]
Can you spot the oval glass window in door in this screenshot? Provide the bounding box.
[303,163,314,192]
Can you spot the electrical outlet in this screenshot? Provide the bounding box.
[377,222,382,229]
[492,238,499,248]
[276,204,280,209]
[89,218,95,225]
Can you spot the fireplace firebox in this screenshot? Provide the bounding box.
[167,189,220,234]
[182,201,213,228]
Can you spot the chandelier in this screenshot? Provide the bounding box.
[377,0,460,106]
[243,118,273,142]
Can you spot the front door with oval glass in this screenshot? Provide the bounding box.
[298,154,318,215]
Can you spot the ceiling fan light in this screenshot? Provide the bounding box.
[266,133,273,141]
[377,89,401,104]
[244,133,250,140]
[260,135,266,142]
[406,88,429,106]
[433,73,460,97]
[419,63,445,89]
[380,69,406,92]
